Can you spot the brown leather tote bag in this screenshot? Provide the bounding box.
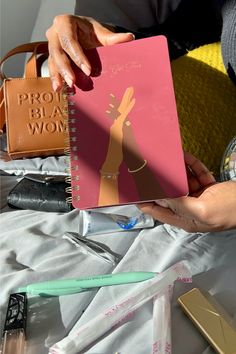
[0,42,67,159]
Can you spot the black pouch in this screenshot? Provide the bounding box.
[7,174,72,213]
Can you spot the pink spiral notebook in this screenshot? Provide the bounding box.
[66,36,188,209]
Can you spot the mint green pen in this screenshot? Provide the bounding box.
[18,272,157,296]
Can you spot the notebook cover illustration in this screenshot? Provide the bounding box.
[67,36,188,209]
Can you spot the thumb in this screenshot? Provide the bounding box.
[156,197,203,219]
[97,26,135,46]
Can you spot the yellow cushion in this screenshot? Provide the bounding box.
[171,42,236,174]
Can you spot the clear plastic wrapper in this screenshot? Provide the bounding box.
[49,261,192,354]
[152,285,173,354]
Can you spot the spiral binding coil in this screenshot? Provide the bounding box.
[62,83,80,205]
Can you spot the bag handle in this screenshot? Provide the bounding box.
[24,43,49,78]
[0,42,49,131]
[0,85,5,132]
[0,41,48,81]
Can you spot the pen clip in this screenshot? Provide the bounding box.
[31,286,93,297]
[63,232,122,265]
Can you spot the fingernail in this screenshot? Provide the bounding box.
[81,64,91,76]
[64,75,74,88]
[155,199,169,208]
[113,32,135,40]
[127,32,135,40]
[52,81,59,92]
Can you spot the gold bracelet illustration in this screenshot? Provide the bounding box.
[128,159,147,173]
[100,170,120,179]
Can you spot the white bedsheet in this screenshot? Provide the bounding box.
[1,172,236,354]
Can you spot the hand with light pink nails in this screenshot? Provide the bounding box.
[46,15,135,91]
[139,152,236,232]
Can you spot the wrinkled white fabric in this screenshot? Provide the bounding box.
[1,174,236,354]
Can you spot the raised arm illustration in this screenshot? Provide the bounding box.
[98,86,164,206]
[98,87,135,206]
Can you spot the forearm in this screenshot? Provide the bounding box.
[98,176,119,206]
[101,111,131,172]
[98,127,122,206]
[123,124,164,200]
[129,164,165,200]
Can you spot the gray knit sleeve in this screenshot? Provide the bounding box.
[221,0,236,84]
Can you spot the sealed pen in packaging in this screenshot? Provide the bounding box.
[49,261,192,354]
